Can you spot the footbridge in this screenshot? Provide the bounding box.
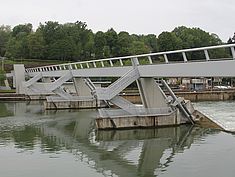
[11,43,235,130]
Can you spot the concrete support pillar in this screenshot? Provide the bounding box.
[73,78,92,97]
[137,78,168,108]
[13,64,25,94]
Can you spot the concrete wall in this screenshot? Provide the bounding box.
[44,99,99,110]
[95,112,182,130]
[121,90,235,103]
[175,91,235,102]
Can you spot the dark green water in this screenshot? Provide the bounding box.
[0,101,235,177]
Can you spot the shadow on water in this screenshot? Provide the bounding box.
[0,101,220,177]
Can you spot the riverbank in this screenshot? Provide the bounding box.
[1,89,235,102]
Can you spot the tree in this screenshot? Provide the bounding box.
[37,21,91,61]
[129,41,150,55]
[28,31,45,59]
[0,25,11,57]
[173,26,223,50]
[158,26,226,60]
[157,32,183,51]
[5,24,33,59]
[105,28,118,57]
[12,23,32,38]
[94,31,106,59]
[116,31,132,56]
[37,21,60,45]
[2,21,227,62]
[5,37,21,58]
[143,34,158,52]
[82,30,94,60]
[51,39,75,60]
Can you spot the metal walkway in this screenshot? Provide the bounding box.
[25,43,235,78]
[11,43,235,130]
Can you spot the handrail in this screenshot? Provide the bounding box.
[25,43,235,73]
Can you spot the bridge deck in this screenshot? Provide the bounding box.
[25,44,235,78]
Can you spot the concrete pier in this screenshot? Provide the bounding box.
[96,112,180,130]
[96,100,195,130]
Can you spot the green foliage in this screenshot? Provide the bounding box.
[105,28,118,56]
[129,41,150,55]
[28,31,45,59]
[157,26,227,61]
[0,25,11,57]
[94,31,106,59]
[143,34,158,52]
[12,23,32,37]
[5,24,33,59]
[0,103,13,117]
[0,22,228,63]
[157,32,183,51]
[0,69,6,86]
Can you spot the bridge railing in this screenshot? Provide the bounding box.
[25,44,235,73]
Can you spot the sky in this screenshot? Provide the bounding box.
[1,0,235,42]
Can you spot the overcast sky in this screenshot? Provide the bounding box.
[1,0,235,42]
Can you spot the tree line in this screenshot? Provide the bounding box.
[0,21,232,61]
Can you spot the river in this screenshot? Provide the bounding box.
[0,101,235,177]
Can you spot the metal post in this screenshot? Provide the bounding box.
[182,52,188,62]
[110,60,114,67]
[204,50,210,61]
[164,54,169,63]
[131,57,139,67]
[231,47,235,59]
[148,56,153,64]
[119,59,123,66]
[101,61,104,67]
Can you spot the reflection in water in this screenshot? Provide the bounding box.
[0,102,223,177]
[0,102,14,117]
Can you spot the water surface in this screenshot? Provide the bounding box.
[194,101,235,131]
[0,101,235,177]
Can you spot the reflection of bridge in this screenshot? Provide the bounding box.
[0,102,221,176]
[11,44,235,129]
[37,113,204,177]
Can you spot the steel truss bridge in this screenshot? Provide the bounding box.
[11,43,235,129]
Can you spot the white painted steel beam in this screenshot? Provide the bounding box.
[138,60,235,77]
[26,59,235,78]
